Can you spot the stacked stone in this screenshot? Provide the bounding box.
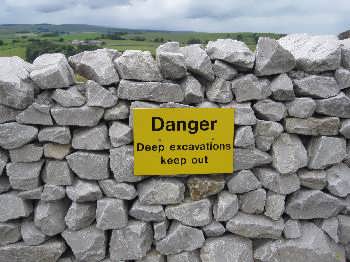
[0,34,349,262]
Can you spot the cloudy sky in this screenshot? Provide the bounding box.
[1,0,349,34]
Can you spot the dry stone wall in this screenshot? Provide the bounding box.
[0,33,350,262]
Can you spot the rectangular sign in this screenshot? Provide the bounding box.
[133,108,234,175]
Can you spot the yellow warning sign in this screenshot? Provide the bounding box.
[133,108,234,175]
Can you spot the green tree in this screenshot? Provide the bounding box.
[0,40,3,46]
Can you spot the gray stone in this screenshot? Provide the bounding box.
[156,221,205,255]
[234,148,272,171]
[65,202,96,230]
[187,175,225,201]
[269,73,295,101]
[96,198,128,230]
[327,163,350,197]
[30,53,75,89]
[34,199,69,236]
[206,39,255,70]
[338,215,350,244]
[110,220,153,260]
[66,179,102,202]
[130,199,165,222]
[165,198,212,227]
[16,103,53,125]
[6,161,43,190]
[99,180,137,200]
[0,57,35,109]
[200,235,253,262]
[283,219,301,239]
[51,105,104,127]
[137,249,165,262]
[0,122,37,149]
[221,102,257,125]
[212,60,237,80]
[234,126,254,148]
[255,167,300,195]
[340,119,350,138]
[72,124,110,150]
[41,184,65,201]
[9,144,43,163]
[104,100,130,120]
[285,117,340,136]
[226,212,284,239]
[253,99,286,121]
[278,34,341,72]
[227,170,261,194]
[213,191,239,221]
[202,222,225,238]
[21,220,48,246]
[160,102,192,108]
[38,126,71,144]
[264,192,285,220]
[0,177,10,193]
[180,45,214,80]
[86,80,118,108]
[52,86,86,107]
[335,67,350,89]
[0,239,66,262]
[118,80,184,103]
[167,251,201,262]
[298,169,327,190]
[272,133,308,174]
[239,188,266,214]
[286,97,316,118]
[109,121,132,147]
[231,74,271,102]
[154,220,168,241]
[254,120,283,151]
[294,75,340,98]
[320,217,339,243]
[17,187,43,200]
[316,92,350,118]
[0,222,21,246]
[62,225,107,262]
[69,48,120,85]
[255,37,295,76]
[342,39,350,69]
[67,151,109,180]
[114,50,162,81]
[180,75,204,104]
[43,143,71,160]
[0,105,21,123]
[286,189,344,219]
[308,136,346,169]
[156,44,187,80]
[197,101,219,108]
[137,178,185,205]
[206,78,233,103]
[42,160,74,185]
[254,222,346,262]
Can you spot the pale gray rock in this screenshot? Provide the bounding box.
[30,53,75,89]
[342,39,350,69]
[137,178,185,205]
[51,105,104,127]
[239,188,266,214]
[109,121,132,147]
[0,239,66,262]
[298,169,327,190]
[269,73,295,101]
[255,167,300,195]
[155,41,180,53]
[327,163,350,197]
[206,39,255,70]
[72,124,110,150]
[0,222,21,246]
[17,187,43,200]
[234,126,254,148]
[200,235,253,262]
[6,161,43,190]
[180,45,214,80]
[338,215,350,244]
[67,151,109,180]
[283,219,301,239]
[278,34,341,72]
[316,92,350,118]
[130,199,165,222]
[42,160,74,185]
[104,100,130,120]
[99,180,137,200]
[335,67,350,89]
[137,249,165,262]
[253,99,286,121]
[62,225,107,262]
[114,50,162,81]
[271,133,308,174]
[21,220,48,246]
[231,74,271,102]
[254,120,283,151]
[294,75,340,98]
[43,143,71,160]
[16,103,53,125]
[286,97,316,118]
[202,221,225,237]
[41,184,65,201]
[213,191,239,221]
[187,175,225,200]
[118,80,184,103]
[0,177,10,193]
[226,212,284,239]
[285,117,340,136]
[227,170,261,194]
[255,37,295,76]
[38,126,71,144]
[197,101,219,108]
[110,220,153,260]
[160,102,192,108]
[52,86,86,107]
[69,48,120,85]
[340,119,350,138]
[66,179,102,202]
[286,189,344,219]
[234,148,272,171]
[154,220,168,241]
[96,198,128,230]
[65,202,96,230]
[156,221,205,255]
[168,250,201,262]
[34,199,69,236]
[156,45,187,80]
[0,122,37,149]
[308,136,346,169]
[180,75,204,104]
[221,101,257,125]
[86,80,118,108]
[320,217,339,243]
[9,144,42,163]
[264,192,285,220]
[212,60,237,80]
[0,105,21,123]
[165,198,212,226]
[206,78,233,103]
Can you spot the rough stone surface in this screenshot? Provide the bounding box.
[264,192,285,220]
[153,220,168,241]
[316,92,350,118]
[340,119,350,138]
[269,73,295,101]
[254,120,283,151]
[283,219,301,239]
[21,220,48,246]
[40,184,65,201]
[180,75,204,104]
[38,126,71,144]
[338,215,350,245]
[187,175,225,201]
[227,170,261,194]
[286,97,316,118]
[234,126,255,148]
[335,67,350,89]
[9,144,42,163]
[235,148,272,171]
[6,161,43,190]
[0,192,32,222]
[222,101,257,125]
[99,179,137,200]
[109,121,132,147]
[231,74,271,102]
[213,191,239,221]
[327,163,350,197]
[0,222,21,246]
[253,99,286,121]
[16,103,53,125]
[130,199,165,222]
[212,60,237,80]
[42,160,73,186]
[285,117,340,136]
[72,124,110,150]
[294,75,340,98]
[206,78,233,103]
[167,250,201,262]
[320,217,339,243]
[104,100,129,120]
[96,198,128,230]
[239,188,266,214]
[0,122,37,149]
[65,202,96,230]
[298,169,327,190]
[86,80,118,108]
[66,179,102,202]
[52,86,86,107]
[202,221,225,237]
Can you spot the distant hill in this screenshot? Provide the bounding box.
[339,30,350,40]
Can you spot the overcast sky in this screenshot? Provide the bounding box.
[1,0,349,34]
